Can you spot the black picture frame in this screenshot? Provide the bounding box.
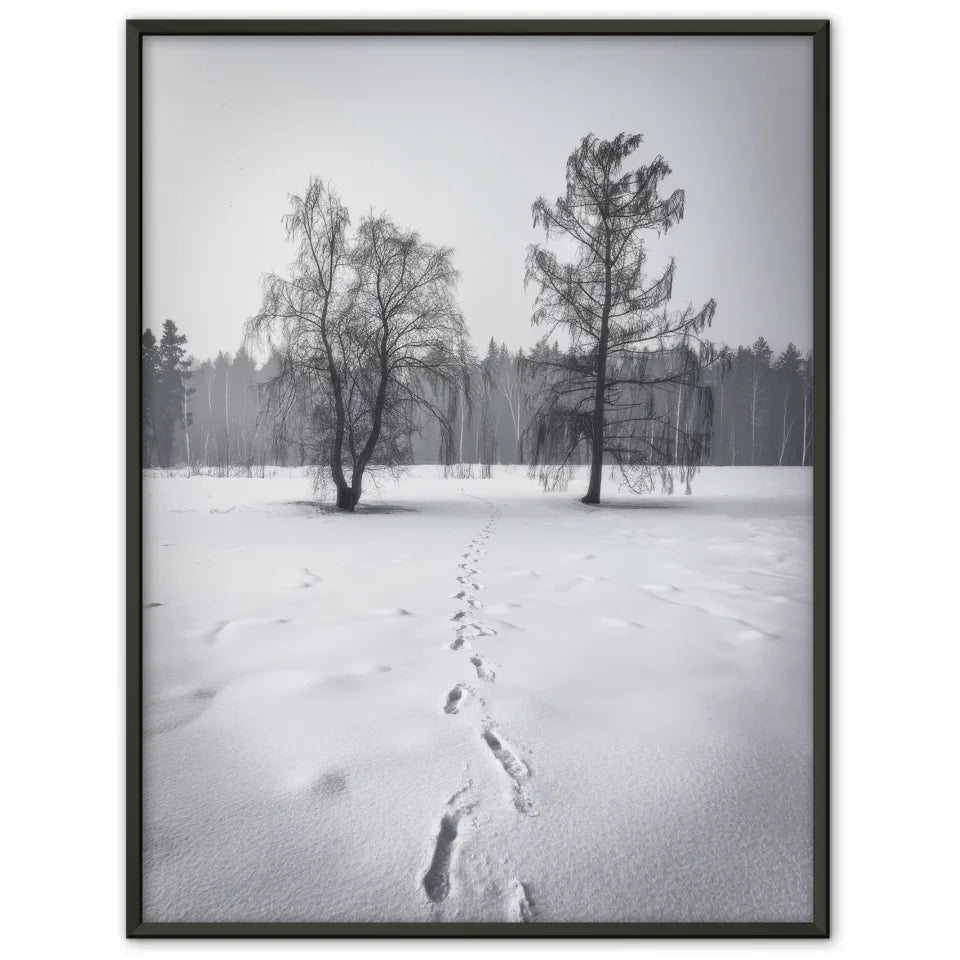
[127,17,829,938]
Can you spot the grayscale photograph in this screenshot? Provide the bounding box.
[136,27,823,929]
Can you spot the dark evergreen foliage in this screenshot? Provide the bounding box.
[142,334,813,473]
[703,341,814,467]
[141,328,159,465]
[141,320,193,468]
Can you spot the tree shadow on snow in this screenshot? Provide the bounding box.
[579,496,811,518]
[578,498,684,511]
[286,500,420,516]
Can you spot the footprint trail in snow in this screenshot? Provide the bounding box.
[421,498,538,916]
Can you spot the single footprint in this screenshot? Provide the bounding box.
[482,725,537,816]
[313,771,348,797]
[457,621,497,638]
[482,726,529,782]
[443,684,467,714]
[422,801,472,903]
[511,881,535,922]
[470,656,495,682]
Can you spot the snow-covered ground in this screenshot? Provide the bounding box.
[142,465,813,923]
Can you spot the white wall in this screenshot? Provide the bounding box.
[3,1,957,957]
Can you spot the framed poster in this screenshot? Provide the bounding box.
[128,18,828,937]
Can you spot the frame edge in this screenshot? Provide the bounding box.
[124,17,831,938]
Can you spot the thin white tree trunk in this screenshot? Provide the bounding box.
[499,381,522,462]
[515,397,522,461]
[778,413,794,465]
[206,377,213,467]
[674,384,683,463]
[717,379,724,466]
[458,388,465,463]
[801,389,808,467]
[183,387,191,464]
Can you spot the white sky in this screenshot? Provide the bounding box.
[143,34,812,362]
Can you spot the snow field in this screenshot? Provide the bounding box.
[142,466,813,922]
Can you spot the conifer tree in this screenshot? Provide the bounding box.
[525,133,718,502]
[745,336,773,465]
[141,328,160,466]
[154,319,192,468]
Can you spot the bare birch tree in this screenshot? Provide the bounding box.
[248,179,468,510]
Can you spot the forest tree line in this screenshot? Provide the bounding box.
[142,322,813,473]
[141,133,814,507]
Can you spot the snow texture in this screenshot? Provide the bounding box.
[142,465,813,923]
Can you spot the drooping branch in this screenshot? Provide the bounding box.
[246,182,469,509]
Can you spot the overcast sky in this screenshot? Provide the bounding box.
[143,34,812,362]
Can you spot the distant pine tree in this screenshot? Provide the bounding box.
[141,328,160,466]
[154,319,192,468]
[745,337,773,465]
[479,338,499,466]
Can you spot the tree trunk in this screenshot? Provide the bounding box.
[321,318,349,499]
[182,389,191,465]
[583,262,612,505]
[342,332,391,511]
[582,218,614,505]
[335,483,358,511]
[717,379,724,466]
[458,389,465,464]
[513,396,522,463]
[779,394,793,466]
[801,389,808,467]
[224,368,229,441]
[205,377,213,468]
[674,384,683,463]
